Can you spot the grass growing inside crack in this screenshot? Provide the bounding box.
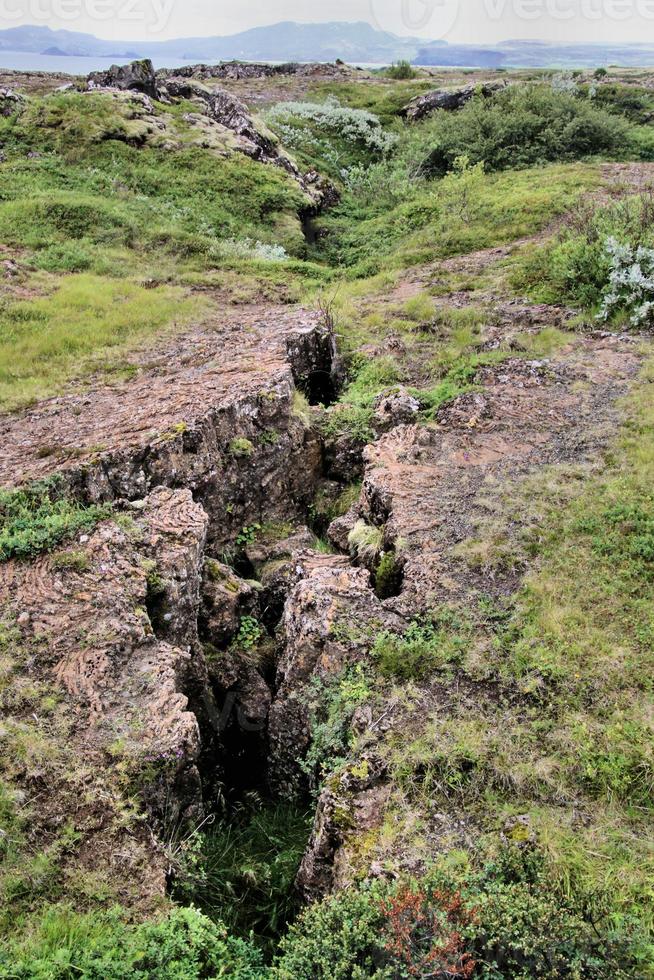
[174,798,312,957]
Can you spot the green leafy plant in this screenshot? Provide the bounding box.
[0,905,264,979]
[373,610,469,681]
[0,480,111,561]
[229,438,255,458]
[384,61,418,80]
[301,665,374,790]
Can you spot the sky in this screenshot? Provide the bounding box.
[6,0,654,44]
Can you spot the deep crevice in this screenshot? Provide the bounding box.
[374,549,405,600]
[305,368,338,407]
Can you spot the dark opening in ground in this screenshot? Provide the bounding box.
[172,796,312,959]
[374,550,405,600]
[305,368,338,407]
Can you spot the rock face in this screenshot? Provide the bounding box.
[87,58,159,99]
[296,753,391,902]
[0,86,25,116]
[0,487,210,831]
[401,81,505,121]
[161,77,336,201]
[0,308,332,554]
[373,385,420,434]
[268,552,402,795]
[164,80,276,158]
[157,62,349,82]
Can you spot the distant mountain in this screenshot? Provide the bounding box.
[0,23,653,69]
[415,38,654,68]
[0,22,425,64]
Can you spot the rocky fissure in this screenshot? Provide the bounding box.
[2,273,644,917]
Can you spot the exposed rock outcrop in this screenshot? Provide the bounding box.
[1,309,331,554]
[268,552,403,795]
[0,86,25,116]
[157,62,351,83]
[0,487,211,831]
[290,332,643,901]
[163,79,277,158]
[161,77,337,203]
[401,81,505,121]
[87,58,159,99]
[373,385,420,434]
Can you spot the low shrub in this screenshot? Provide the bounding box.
[598,237,654,326]
[273,850,642,978]
[513,192,654,322]
[416,85,632,176]
[266,98,396,177]
[384,61,418,80]
[301,665,374,790]
[0,905,264,979]
[373,610,469,680]
[0,480,110,561]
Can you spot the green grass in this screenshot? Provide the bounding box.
[372,349,654,961]
[0,479,110,561]
[306,79,434,126]
[2,71,654,973]
[0,274,200,410]
[315,162,601,277]
[373,611,470,681]
[175,800,312,956]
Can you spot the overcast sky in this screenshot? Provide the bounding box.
[8,0,654,44]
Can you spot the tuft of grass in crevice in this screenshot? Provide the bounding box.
[174,798,312,957]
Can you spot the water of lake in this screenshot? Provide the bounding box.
[0,51,390,75]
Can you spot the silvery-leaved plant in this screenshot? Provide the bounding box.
[599,236,654,327]
[265,98,397,156]
[551,72,578,95]
[214,238,288,262]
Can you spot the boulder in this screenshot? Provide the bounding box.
[268,553,402,794]
[401,81,505,122]
[87,59,159,99]
[200,559,258,648]
[0,87,25,117]
[373,385,420,434]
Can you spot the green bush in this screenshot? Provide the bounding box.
[0,905,264,979]
[0,480,111,561]
[417,85,632,176]
[373,610,469,680]
[384,61,418,80]
[274,850,642,978]
[265,98,396,179]
[32,240,94,273]
[513,192,654,317]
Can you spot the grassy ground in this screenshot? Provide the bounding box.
[2,70,654,976]
[0,90,332,410]
[368,350,654,960]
